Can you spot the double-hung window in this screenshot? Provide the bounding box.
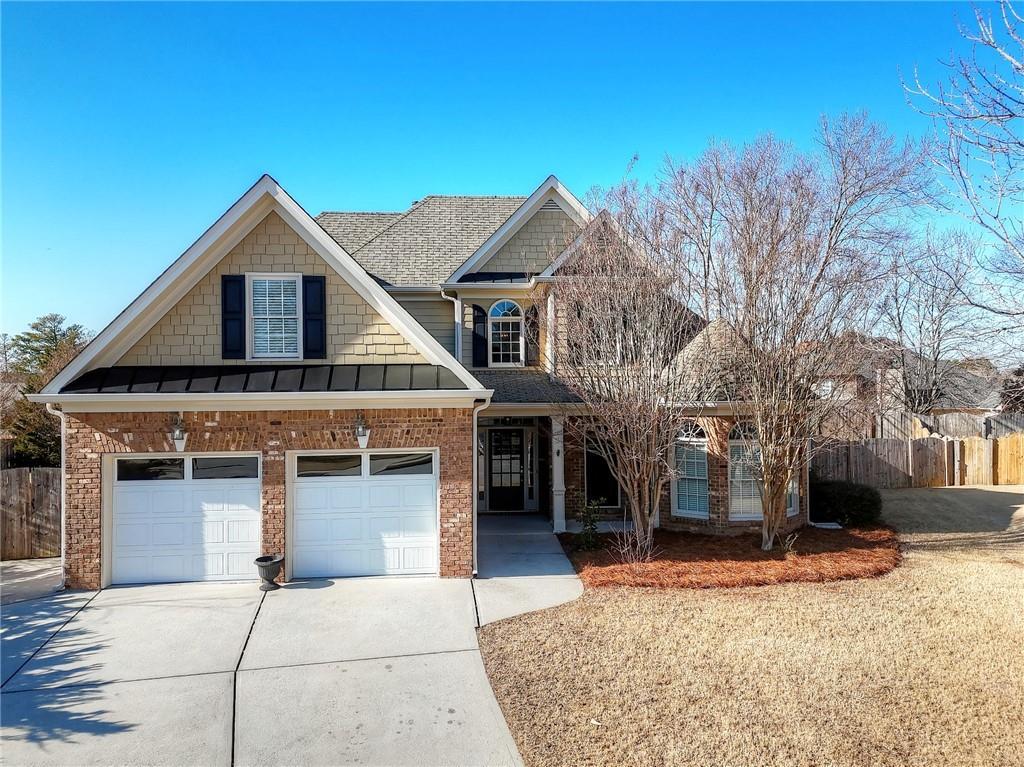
[488,300,524,367]
[248,273,302,359]
[674,424,709,518]
[728,422,798,520]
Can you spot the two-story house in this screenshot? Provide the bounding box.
[33,174,806,590]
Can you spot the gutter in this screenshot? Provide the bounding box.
[28,389,494,412]
[440,289,463,362]
[44,404,67,592]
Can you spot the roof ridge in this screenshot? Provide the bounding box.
[316,210,403,217]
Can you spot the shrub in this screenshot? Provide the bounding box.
[810,479,882,526]
[575,499,603,550]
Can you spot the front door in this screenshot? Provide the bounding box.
[488,429,525,511]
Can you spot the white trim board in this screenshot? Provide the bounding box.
[43,175,485,395]
[447,175,591,284]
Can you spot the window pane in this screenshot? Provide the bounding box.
[296,455,362,477]
[116,458,185,481]
[192,457,259,480]
[369,453,433,476]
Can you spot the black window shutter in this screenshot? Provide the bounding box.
[302,275,327,359]
[472,304,488,367]
[221,275,246,359]
[525,305,540,366]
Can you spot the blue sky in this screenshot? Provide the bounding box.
[2,1,977,335]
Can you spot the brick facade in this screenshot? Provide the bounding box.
[559,415,808,534]
[63,408,475,589]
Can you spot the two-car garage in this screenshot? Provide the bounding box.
[109,450,440,585]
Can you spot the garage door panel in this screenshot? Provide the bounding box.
[368,516,403,540]
[152,491,186,515]
[330,485,363,509]
[295,486,329,510]
[227,519,258,544]
[330,518,362,542]
[115,523,150,547]
[152,523,186,546]
[402,546,435,571]
[402,514,434,538]
[367,484,402,508]
[402,484,434,508]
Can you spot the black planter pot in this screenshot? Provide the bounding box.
[254,554,284,591]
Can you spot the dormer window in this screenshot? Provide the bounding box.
[488,300,524,367]
[248,273,302,359]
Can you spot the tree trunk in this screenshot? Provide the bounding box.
[760,486,786,551]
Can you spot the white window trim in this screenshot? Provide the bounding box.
[245,272,303,361]
[487,299,525,368]
[671,435,709,519]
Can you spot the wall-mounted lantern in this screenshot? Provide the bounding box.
[171,414,188,452]
[355,412,370,449]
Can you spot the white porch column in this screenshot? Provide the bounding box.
[551,415,566,533]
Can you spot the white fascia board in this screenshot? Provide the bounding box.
[28,389,493,413]
[43,175,483,395]
[447,175,592,284]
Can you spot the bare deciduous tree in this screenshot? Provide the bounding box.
[535,186,714,560]
[664,115,925,549]
[907,0,1024,318]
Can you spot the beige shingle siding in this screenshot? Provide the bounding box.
[478,209,578,274]
[396,298,456,355]
[117,212,426,366]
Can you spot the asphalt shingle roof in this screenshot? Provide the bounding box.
[316,196,527,286]
[472,370,580,404]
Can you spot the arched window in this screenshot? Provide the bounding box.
[673,422,708,518]
[488,300,524,367]
[728,422,798,520]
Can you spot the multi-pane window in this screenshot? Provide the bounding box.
[489,300,523,366]
[674,425,709,518]
[249,275,301,358]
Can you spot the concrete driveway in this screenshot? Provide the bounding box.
[1,578,522,767]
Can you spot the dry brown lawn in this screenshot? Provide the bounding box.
[479,486,1024,767]
[561,526,900,589]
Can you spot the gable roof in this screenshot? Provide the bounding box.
[317,196,525,286]
[39,175,487,397]
[446,176,591,284]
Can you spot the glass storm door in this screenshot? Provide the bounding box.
[488,429,525,511]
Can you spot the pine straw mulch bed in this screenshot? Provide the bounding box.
[557,526,902,589]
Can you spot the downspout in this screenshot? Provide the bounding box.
[440,289,463,362]
[45,403,67,592]
[471,398,489,576]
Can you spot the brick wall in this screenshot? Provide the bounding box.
[63,408,474,589]
[118,211,425,366]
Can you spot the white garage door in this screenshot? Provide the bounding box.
[292,451,438,578]
[111,455,261,584]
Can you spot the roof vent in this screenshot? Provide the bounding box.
[410,199,420,207]
[540,198,562,212]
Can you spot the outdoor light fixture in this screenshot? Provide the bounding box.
[171,414,188,453]
[355,413,370,449]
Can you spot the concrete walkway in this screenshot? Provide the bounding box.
[1,558,62,605]
[473,514,584,626]
[1,578,522,767]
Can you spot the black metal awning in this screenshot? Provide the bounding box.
[60,364,468,394]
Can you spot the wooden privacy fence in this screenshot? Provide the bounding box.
[1,467,61,560]
[811,433,1024,489]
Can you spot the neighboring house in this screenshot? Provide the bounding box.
[817,336,1005,439]
[32,175,805,590]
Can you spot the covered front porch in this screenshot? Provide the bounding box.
[475,414,623,534]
